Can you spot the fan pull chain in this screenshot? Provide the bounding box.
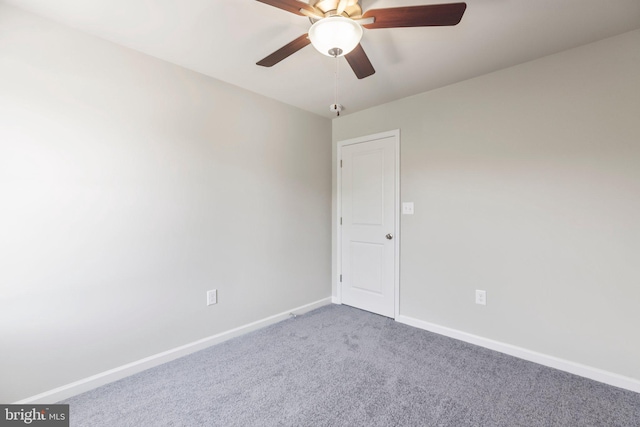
[328,51,343,117]
[334,55,340,117]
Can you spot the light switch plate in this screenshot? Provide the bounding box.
[402,202,414,215]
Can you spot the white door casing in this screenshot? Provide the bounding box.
[337,130,399,318]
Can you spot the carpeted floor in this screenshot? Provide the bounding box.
[62,304,640,426]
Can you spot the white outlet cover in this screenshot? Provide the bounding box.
[475,290,486,305]
[402,202,414,215]
[207,289,217,306]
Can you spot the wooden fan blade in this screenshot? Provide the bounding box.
[345,44,375,79]
[257,34,310,67]
[362,3,467,29]
[255,0,318,16]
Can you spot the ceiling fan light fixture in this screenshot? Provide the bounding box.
[308,16,363,57]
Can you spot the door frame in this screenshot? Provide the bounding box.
[335,129,400,319]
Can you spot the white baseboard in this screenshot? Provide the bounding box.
[16,297,332,404]
[396,314,640,394]
[331,296,341,304]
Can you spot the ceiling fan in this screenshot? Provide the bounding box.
[255,0,467,79]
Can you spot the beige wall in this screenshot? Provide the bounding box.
[333,30,640,380]
[0,4,331,403]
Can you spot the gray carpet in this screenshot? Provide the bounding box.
[62,304,640,426]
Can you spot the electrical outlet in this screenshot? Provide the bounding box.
[207,289,217,306]
[475,290,486,305]
[402,202,414,215]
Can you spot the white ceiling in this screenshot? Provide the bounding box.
[4,0,640,118]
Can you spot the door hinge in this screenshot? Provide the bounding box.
[340,274,342,282]
[340,160,343,168]
[340,217,342,225]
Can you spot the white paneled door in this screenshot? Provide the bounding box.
[339,131,398,318]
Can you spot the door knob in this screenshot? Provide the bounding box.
[386,233,393,240]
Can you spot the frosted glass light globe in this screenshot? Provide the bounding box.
[308,16,363,57]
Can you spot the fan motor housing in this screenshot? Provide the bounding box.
[310,0,362,17]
